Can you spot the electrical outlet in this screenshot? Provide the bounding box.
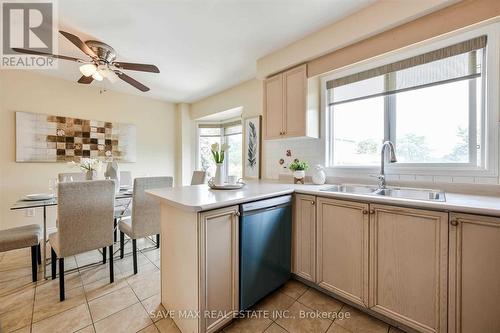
[26,209,35,217]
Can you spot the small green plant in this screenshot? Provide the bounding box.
[289,160,309,171]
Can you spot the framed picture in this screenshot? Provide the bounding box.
[16,111,136,163]
[244,116,261,179]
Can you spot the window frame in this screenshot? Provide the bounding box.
[195,119,242,178]
[321,23,499,178]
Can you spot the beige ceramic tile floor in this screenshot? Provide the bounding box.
[0,238,405,333]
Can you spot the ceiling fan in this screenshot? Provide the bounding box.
[13,30,160,92]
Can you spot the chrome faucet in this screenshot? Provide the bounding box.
[375,141,397,189]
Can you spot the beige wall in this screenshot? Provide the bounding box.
[190,79,262,120]
[256,0,459,78]
[176,103,195,186]
[0,70,177,230]
[307,0,500,77]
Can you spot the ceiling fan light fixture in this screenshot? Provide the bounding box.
[91,71,104,81]
[79,63,97,77]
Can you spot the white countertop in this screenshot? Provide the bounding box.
[146,180,500,217]
[146,182,295,212]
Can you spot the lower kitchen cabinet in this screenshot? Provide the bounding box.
[198,206,239,333]
[316,197,369,307]
[368,204,448,333]
[292,194,316,282]
[448,213,500,333]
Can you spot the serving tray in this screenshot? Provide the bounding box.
[208,178,245,190]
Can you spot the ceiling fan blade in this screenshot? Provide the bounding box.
[77,75,94,84]
[116,71,150,92]
[12,48,83,62]
[113,62,160,73]
[59,30,97,58]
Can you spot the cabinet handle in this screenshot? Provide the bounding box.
[235,211,240,217]
[362,209,368,215]
[369,209,375,214]
[311,201,315,205]
[450,219,459,226]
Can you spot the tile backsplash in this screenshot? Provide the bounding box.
[263,137,500,186]
[263,138,323,179]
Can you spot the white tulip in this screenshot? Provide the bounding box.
[211,142,219,152]
[221,143,230,151]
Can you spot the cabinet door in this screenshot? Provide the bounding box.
[369,205,448,333]
[264,73,284,139]
[292,194,316,282]
[199,206,239,333]
[316,198,369,307]
[449,213,500,333]
[283,64,307,138]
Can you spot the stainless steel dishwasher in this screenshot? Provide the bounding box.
[239,195,292,310]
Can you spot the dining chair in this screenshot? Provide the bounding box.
[191,170,207,185]
[58,172,86,182]
[113,171,133,242]
[49,180,115,301]
[120,171,132,187]
[0,224,41,282]
[119,176,173,274]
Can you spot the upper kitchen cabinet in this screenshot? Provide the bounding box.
[448,213,500,333]
[263,64,319,140]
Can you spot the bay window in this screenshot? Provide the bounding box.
[197,121,242,179]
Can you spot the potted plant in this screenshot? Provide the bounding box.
[211,143,230,185]
[289,160,309,184]
[69,158,102,180]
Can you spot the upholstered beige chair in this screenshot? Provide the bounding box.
[58,172,86,182]
[0,224,41,282]
[191,170,207,185]
[119,176,173,274]
[50,180,115,301]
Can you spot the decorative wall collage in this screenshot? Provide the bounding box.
[16,111,136,163]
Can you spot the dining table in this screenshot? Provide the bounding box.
[10,189,133,279]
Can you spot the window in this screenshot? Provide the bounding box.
[197,121,242,179]
[327,35,486,170]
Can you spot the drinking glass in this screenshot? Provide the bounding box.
[48,178,58,195]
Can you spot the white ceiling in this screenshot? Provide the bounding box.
[36,0,376,102]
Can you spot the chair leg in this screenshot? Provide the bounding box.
[37,244,41,265]
[120,232,124,259]
[31,245,37,282]
[156,234,160,249]
[102,247,106,264]
[59,257,65,301]
[51,248,57,280]
[109,245,114,283]
[132,239,137,275]
[114,218,117,243]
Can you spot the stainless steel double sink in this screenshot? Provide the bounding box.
[320,184,445,202]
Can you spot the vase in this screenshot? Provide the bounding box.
[214,163,225,185]
[293,170,305,179]
[312,165,326,185]
[85,170,94,180]
[293,170,305,184]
